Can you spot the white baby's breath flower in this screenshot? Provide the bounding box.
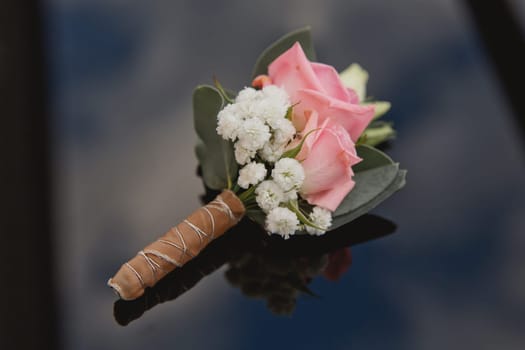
[234,143,256,165]
[255,98,289,125]
[217,85,294,167]
[262,85,290,106]
[272,158,305,191]
[233,85,290,125]
[237,117,271,151]
[305,206,332,236]
[216,104,242,140]
[270,118,296,144]
[235,87,259,103]
[235,101,258,119]
[234,87,273,121]
[255,180,284,213]
[265,207,300,239]
[237,162,267,189]
[259,141,285,163]
[282,189,298,202]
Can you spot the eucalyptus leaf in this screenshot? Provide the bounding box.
[329,144,406,229]
[193,85,237,190]
[213,77,234,104]
[353,144,395,173]
[252,27,316,78]
[333,163,400,217]
[330,169,406,230]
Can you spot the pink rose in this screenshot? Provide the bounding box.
[268,42,374,142]
[267,42,371,211]
[298,113,361,211]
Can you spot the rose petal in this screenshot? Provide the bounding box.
[301,148,351,194]
[311,62,353,103]
[301,121,359,194]
[295,89,375,141]
[346,88,360,104]
[268,42,325,102]
[304,175,356,211]
[323,119,360,164]
[295,110,319,160]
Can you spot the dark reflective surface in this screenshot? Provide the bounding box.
[45,0,525,349]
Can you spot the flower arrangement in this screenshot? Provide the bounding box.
[108,28,406,301]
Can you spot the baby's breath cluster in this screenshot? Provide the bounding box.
[252,157,331,240]
[217,86,295,165]
[253,158,306,239]
[305,207,332,236]
[216,85,332,239]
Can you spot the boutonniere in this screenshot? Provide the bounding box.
[109,27,406,301]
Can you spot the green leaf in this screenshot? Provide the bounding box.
[329,145,406,229]
[361,122,396,147]
[339,64,391,119]
[339,63,368,102]
[364,101,391,119]
[280,128,318,159]
[353,144,394,172]
[285,105,293,120]
[213,77,234,104]
[193,85,238,190]
[252,27,316,78]
[331,169,406,230]
[334,163,400,217]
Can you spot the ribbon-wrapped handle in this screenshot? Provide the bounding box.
[108,190,245,300]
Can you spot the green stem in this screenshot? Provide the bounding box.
[286,201,325,231]
[232,183,240,193]
[281,128,320,159]
[227,174,233,190]
[238,185,257,203]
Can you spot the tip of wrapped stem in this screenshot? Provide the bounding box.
[107,278,123,299]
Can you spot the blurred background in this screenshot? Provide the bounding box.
[2,0,525,349]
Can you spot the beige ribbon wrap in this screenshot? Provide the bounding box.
[108,190,245,300]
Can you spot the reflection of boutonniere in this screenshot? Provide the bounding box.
[114,212,396,324]
[323,247,353,282]
[109,27,407,301]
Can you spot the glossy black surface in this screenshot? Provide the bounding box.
[44,1,525,349]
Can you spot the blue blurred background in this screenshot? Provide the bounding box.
[40,0,525,349]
